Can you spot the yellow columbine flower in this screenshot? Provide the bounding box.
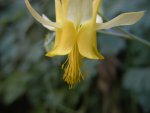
[25,0,144,86]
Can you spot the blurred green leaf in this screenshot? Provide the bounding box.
[98,34,126,55]
[123,68,150,112]
[2,72,32,104]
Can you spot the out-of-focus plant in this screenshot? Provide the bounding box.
[0,0,150,113]
[24,0,147,88]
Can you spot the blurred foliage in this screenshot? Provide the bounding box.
[0,0,150,113]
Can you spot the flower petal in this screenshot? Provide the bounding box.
[67,0,92,25]
[96,11,145,30]
[24,0,60,28]
[77,0,103,60]
[77,21,104,60]
[46,20,76,57]
[42,14,55,31]
[80,0,93,24]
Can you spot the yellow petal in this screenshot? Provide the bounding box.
[96,11,145,30]
[24,0,60,28]
[46,20,76,57]
[42,14,55,31]
[77,21,104,60]
[77,0,104,59]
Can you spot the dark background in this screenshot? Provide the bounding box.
[0,0,150,113]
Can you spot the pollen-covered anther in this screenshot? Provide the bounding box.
[62,44,85,87]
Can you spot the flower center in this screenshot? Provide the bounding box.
[62,44,85,88]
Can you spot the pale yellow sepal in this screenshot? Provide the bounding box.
[24,0,60,28]
[96,11,145,30]
[42,14,55,31]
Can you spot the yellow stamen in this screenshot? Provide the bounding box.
[62,44,85,87]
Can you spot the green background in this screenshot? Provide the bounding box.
[0,0,150,113]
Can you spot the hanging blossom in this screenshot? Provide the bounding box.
[25,0,144,86]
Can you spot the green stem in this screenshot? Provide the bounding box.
[98,30,129,38]
[98,12,150,47]
[117,28,150,47]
